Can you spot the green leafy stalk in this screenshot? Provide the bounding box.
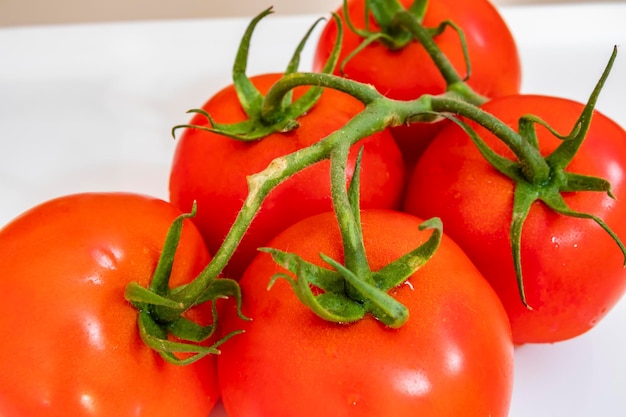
[432,46,625,306]
[124,204,245,365]
[172,8,344,141]
[161,72,431,318]
[330,144,372,285]
[430,96,552,185]
[261,114,442,328]
[129,5,624,357]
[172,98,413,312]
[339,0,484,104]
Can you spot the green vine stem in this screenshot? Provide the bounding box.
[327,142,415,326]
[126,5,624,359]
[164,96,422,317]
[262,145,442,327]
[143,41,622,321]
[429,96,552,185]
[391,9,484,104]
[144,3,493,327]
[177,43,620,312]
[330,144,373,285]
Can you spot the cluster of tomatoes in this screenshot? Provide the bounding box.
[1,0,625,416]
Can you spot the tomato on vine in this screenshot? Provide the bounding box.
[169,10,406,279]
[313,0,521,165]
[0,193,222,416]
[217,210,514,417]
[403,92,626,344]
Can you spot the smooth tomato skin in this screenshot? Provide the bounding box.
[313,0,521,164]
[169,73,406,278]
[0,193,219,417]
[218,210,513,417]
[403,95,626,344]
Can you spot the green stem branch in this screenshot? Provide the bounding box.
[330,142,373,286]
[163,97,424,319]
[430,96,552,185]
[392,10,485,105]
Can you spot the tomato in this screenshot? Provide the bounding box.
[0,193,220,416]
[403,94,626,344]
[313,0,521,164]
[169,73,406,279]
[217,210,513,417]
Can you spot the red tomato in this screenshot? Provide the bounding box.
[169,73,406,279]
[217,210,513,417]
[0,193,219,417]
[403,95,626,344]
[313,0,521,164]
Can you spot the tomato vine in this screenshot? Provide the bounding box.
[126,2,624,360]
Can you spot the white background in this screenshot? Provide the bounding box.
[1,2,626,417]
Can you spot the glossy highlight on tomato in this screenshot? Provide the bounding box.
[0,192,220,417]
[217,210,514,417]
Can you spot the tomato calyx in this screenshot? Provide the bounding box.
[433,46,626,307]
[124,202,247,365]
[341,0,419,51]
[340,0,484,105]
[171,8,342,142]
[263,146,443,327]
[261,218,442,327]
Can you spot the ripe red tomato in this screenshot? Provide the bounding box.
[403,95,626,344]
[217,210,513,417]
[0,193,220,417]
[169,73,406,279]
[313,0,521,164]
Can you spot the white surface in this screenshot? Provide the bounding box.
[1,3,625,416]
[0,0,603,27]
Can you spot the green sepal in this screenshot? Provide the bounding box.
[260,247,344,293]
[407,0,429,22]
[320,253,409,328]
[545,46,618,171]
[231,7,272,118]
[373,217,443,290]
[138,311,216,365]
[124,282,184,310]
[167,316,216,343]
[443,114,523,182]
[175,108,299,142]
[314,292,367,321]
[340,0,409,54]
[137,311,243,366]
[347,147,365,240]
[124,202,247,364]
[518,115,561,150]
[561,172,615,197]
[539,188,626,267]
[172,10,343,142]
[426,19,471,81]
[172,277,247,317]
[509,182,539,308]
[265,251,366,323]
[151,201,198,294]
[260,12,345,125]
[124,201,197,311]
